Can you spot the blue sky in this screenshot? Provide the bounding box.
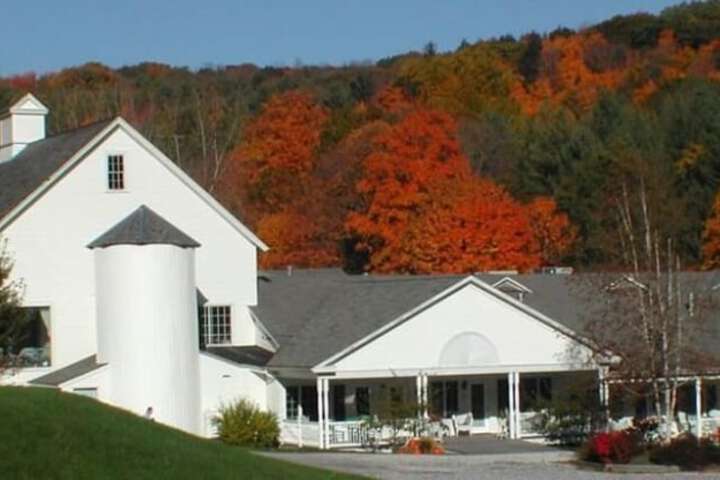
[3,0,682,76]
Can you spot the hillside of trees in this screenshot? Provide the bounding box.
[5,1,720,273]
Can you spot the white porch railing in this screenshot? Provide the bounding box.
[280,420,320,448]
[519,411,544,436]
[280,419,416,449]
[328,420,369,447]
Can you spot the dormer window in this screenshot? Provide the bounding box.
[107,155,125,190]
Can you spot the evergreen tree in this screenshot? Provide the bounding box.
[0,242,25,370]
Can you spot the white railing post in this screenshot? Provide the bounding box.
[317,377,324,449]
[696,377,703,439]
[508,371,515,439]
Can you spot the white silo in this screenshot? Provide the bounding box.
[89,205,201,435]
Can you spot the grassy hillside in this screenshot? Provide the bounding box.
[0,387,360,480]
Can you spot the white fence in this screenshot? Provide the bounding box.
[280,420,321,448]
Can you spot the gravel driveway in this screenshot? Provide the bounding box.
[260,452,720,479]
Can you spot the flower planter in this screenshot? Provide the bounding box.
[397,437,445,455]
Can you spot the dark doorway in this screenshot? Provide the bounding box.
[332,384,346,421]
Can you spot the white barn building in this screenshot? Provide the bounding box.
[2,94,720,446]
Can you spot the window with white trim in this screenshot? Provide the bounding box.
[199,305,232,346]
[107,155,125,190]
[286,386,301,420]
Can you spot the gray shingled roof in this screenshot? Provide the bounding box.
[255,270,464,368]
[88,205,200,249]
[29,355,105,387]
[205,346,274,366]
[254,269,720,370]
[0,120,113,222]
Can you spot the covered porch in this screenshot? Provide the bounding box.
[605,375,720,439]
[277,276,602,449]
[279,367,599,449]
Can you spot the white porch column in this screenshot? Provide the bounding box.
[514,371,521,438]
[297,403,304,448]
[422,374,429,418]
[416,374,422,418]
[507,372,515,439]
[323,378,331,449]
[317,377,324,449]
[696,377,703,439]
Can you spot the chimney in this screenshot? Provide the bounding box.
[0,93,49,163]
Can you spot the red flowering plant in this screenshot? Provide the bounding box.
[582,429,642,464]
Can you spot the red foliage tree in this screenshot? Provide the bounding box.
[256,210,339,269]
[396,179,542,274]
[221,90,329,224]
[526,196,577,265]
[346,108,471,271]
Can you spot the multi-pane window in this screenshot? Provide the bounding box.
[107,155,125,190]
[199,305,232,346]
[286,386,301,420]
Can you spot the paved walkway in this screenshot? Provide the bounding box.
[443,434,562,455]
[260,450,720,479]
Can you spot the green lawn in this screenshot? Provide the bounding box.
[0,386,362,480]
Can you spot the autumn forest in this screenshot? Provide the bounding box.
[6,1,720,273]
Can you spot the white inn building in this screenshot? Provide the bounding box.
[1,94,720,447]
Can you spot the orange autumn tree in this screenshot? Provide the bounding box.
[526,196,577,265]
[223,90,329,224]
[346,108,472,272]
[373,85,414,115]
[631,29,697,103]
[396,179,543,274]
[515,32,629,114]
[702,192,720,269]
[256,210,338,268]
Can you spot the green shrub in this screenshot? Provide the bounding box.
[535,394,605,446]
[212,398,279,448]
[649,434,720,470]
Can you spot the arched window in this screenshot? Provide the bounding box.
[438,332,500,367]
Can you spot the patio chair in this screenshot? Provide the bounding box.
[18,347,42,365]
[441,418,456,437]
[452,413,473,436]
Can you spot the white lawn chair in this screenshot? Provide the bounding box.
[452,413,473,436]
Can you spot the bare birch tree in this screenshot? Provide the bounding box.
[582,178,719,438]
[191,86,247,194]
